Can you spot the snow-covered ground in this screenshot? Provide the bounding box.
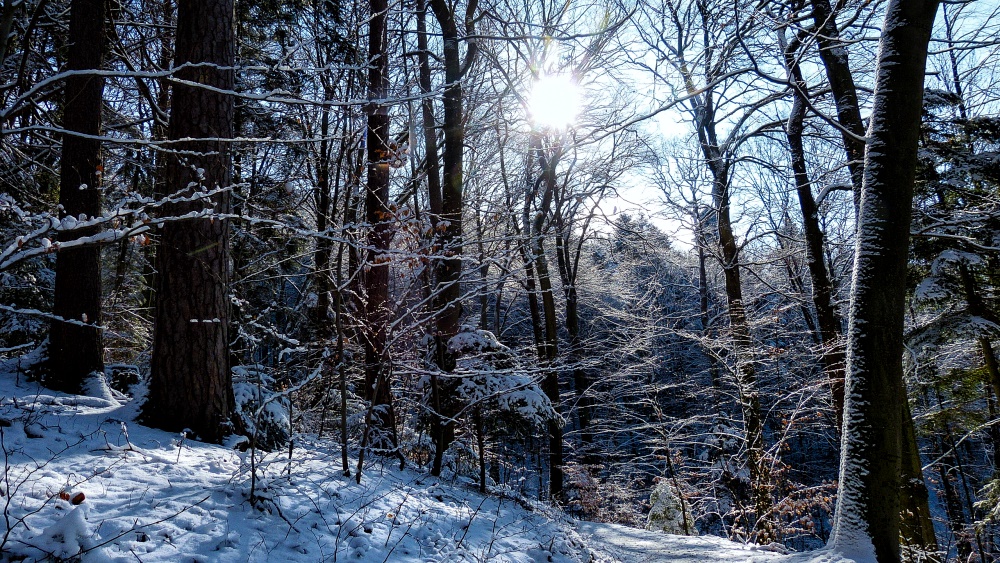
[0,363,859,563]
[576,520,784,563]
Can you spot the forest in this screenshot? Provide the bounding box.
[1,0,999,561]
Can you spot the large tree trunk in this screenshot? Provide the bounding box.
[361,0,396,453]
[829,1,939,560]
[48,0,107,394]
[804,4,937,553]
[144,0,236,444]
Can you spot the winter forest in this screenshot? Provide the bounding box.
[1,0,999,560]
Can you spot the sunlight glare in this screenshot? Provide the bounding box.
[529,74,581,130]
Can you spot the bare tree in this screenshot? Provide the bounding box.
[426,0,478,477]
[360,0,397,453]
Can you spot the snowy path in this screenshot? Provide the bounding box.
[575,520,783,563]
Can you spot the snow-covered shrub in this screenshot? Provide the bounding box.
[647,478,695,535]
[106,363,141,395]
[447,326,557,426]
[32,504,102,560]
[448,326,558,426]
[232,365,290,451]
[420,326,557,481]
[0,194,53,356]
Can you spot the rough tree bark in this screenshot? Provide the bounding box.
[781,5,938,555]
[144,0,236,444]
[47,0,107,394]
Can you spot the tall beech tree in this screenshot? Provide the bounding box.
[779,3,937,555]
[829,0,940,561]
[143,0,236,443]
[47,0,107,394]
[778,21,845,431]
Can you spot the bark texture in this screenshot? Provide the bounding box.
[144,0,235,444]
[48,0,107,394]
[427,0,476,476]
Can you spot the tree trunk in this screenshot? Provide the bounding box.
[416,0,450,476]
[693,103,770,542]
[713,171,770,543]
[145,0,236,444]
[310,99,333,337]
[808,0,867,211]
[427,0,476,476]
[936,449,972,561]
[47,0,107,394]
[694,200,721,391]
[781,36,845,429]
[555,229,594,465]
[898,389,938,560]
[416,0,441,222]
[829,1,939,560]
[533,146,563,500]
[361,0,396,452]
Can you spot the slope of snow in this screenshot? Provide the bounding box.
[0,372,589,562]
[0,362,862,563]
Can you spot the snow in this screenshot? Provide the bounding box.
[33,505,100,561]
[576,520,782,563]
[0,357,866,563]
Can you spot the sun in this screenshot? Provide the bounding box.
[528,74,581,130]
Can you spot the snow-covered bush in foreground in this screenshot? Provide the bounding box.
[419,326,557,481]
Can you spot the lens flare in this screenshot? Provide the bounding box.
[529,74,581,129]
